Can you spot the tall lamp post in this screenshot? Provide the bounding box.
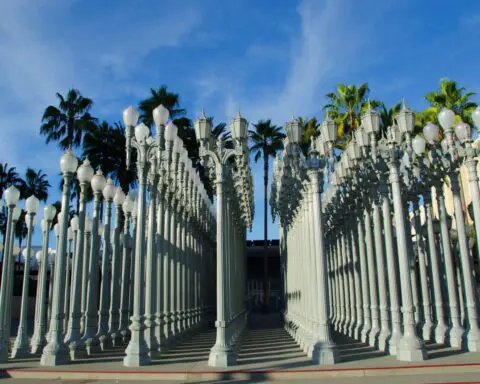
[195,110,251,367]
[41,149,79,366]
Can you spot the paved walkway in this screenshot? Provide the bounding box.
[1,314,479,382]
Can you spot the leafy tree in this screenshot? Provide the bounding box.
[249,119,285,311]
[298,117,319,152]
[425,78,477,125]
[0,163,24,199]
[83,121,137,193]
[40,89,97,150]
[21,168,50,201]
[323,83,377,143]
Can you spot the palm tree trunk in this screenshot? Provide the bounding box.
[263,152,269,312]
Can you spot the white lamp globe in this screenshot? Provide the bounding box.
[13,207,22,221]
[423,122,440,142]
[122,194,134,214]
[71,215,79,231]
[91,170,107,193]
[114,188,126,206]
[77,158,95,183]
[472,106,480,129]
[165,122,178,142]
[12,245,20,257]
[455,122,470,143]
[438,108,455,130]
[103,178,116,200]
[123,105,139,127]
[412,135,426,156]
[174,137,183,153]
[134,123,150,143]
[67,227,74,241]
[60,149,79,174]
[36,250,43,264]
[44,205,57,221]
[153,105,170,126]
[22,247,32,260]
[5,186,20,206]
[25,195,40,214]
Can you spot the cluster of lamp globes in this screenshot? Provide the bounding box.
[313,105,480,206]
[122,104,215,216]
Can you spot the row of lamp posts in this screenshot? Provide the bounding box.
[0,103,254,368]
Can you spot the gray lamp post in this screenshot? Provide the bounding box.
[195,110,251,367]
[0,186,20,361]
[31,205,56,354]
[123,106,157,366]
[11,195,40,358]
[41,148,79,366]
[64,157,93,359]
[108,187,126,347]
[82,169,106,355]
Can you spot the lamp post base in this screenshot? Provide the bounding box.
[40,343,71,366]
[208,345,236,367]
[123,340,151,367]
[311,342,339,365]
[466,329,480,352]
[434,324,447,345]
[448,326,464,348]
[396,337,427,362]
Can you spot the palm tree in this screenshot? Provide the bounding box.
[0,163,23,199]
[83,121,137,193]
[298,117,320,152]
[249,119,285,311]
[138,85,187,128]
[378,102,403,137]
[425,78,477,125]
[323,83,375,143]
[40,89,97,150]
[21,168,51,201]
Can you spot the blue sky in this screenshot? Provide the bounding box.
[1,0,479,246]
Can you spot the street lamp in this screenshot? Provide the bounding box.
[195,109,252,367]
[41,149,78,366]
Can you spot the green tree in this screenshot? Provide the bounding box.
[0,163,23,199]
[21,168,51,201]
[249,119,285,311]
[298,117,319,152]
[323,83,375,142]
[425,78,477,125]
[40,89,97,150]
[83,121,137,194]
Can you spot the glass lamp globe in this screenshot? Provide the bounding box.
[60,149,79,174]
[44,205,57,221]
[36,250,42,264]
[361,105,381,135]
[114,187,126,206]
[320,116,338,142]
[77,157,95,183]
[412,135,426,155]
[13,207,21,221]
[123,105,139,127]
[25,195,40,214]
[438,108,455,130]
[174,137,183,153]
[396,105,415,134]
[122,194,134,214]
[22,247,32,260]
[5,186,20,206]
[153,104,170,126]
[91,170,107,193]
[423,122,440,142]
[103,178,116,200]
[165,122,179,142]
[134,123,150,143]
[472,106,480,129]
[67,227,74,241]
[71,215,79,231]
[455,122,471,143]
